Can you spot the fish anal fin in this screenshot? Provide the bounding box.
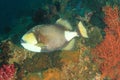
[62,39,75,50]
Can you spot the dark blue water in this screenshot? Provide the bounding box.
[0,0,44,34]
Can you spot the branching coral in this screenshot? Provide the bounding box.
[0,64,16,80]
[92,6,120,79]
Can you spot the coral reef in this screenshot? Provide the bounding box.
[0,64,16,80]
[0,40,35,80]
[19,39,99,80]
[0,40,13,65]
[7,41,34,64]
[84,26,103,48]
[60,51,80,65]
[92,6,120,79]
[0,0,110,80]
[22,53,51,72]
[0,40,34,65]
[60,45,99,80]
[22,73,42,80]
[22,51,62,73]
[43,68,62,80]
[41,46,100,80]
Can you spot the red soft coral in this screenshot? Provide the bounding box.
[92,6,120,79]
[0,64,16,80]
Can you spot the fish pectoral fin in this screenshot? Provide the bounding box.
[36,43,45,46]
[36,43,48,48]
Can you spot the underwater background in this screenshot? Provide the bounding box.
[0,0,120,80]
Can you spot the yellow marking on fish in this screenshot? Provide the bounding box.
[22,33,37,45]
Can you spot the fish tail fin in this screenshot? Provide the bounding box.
[77,21,88,38]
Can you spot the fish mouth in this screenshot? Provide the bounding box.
[20,39,26,44]
[20,39,41,52]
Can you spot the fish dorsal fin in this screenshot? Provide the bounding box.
[56,18,72,30]
[78,21,88,38]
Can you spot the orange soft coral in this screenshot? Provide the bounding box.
[92,6,120,79]
[103,6,120,36]
[43,68,62,80]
